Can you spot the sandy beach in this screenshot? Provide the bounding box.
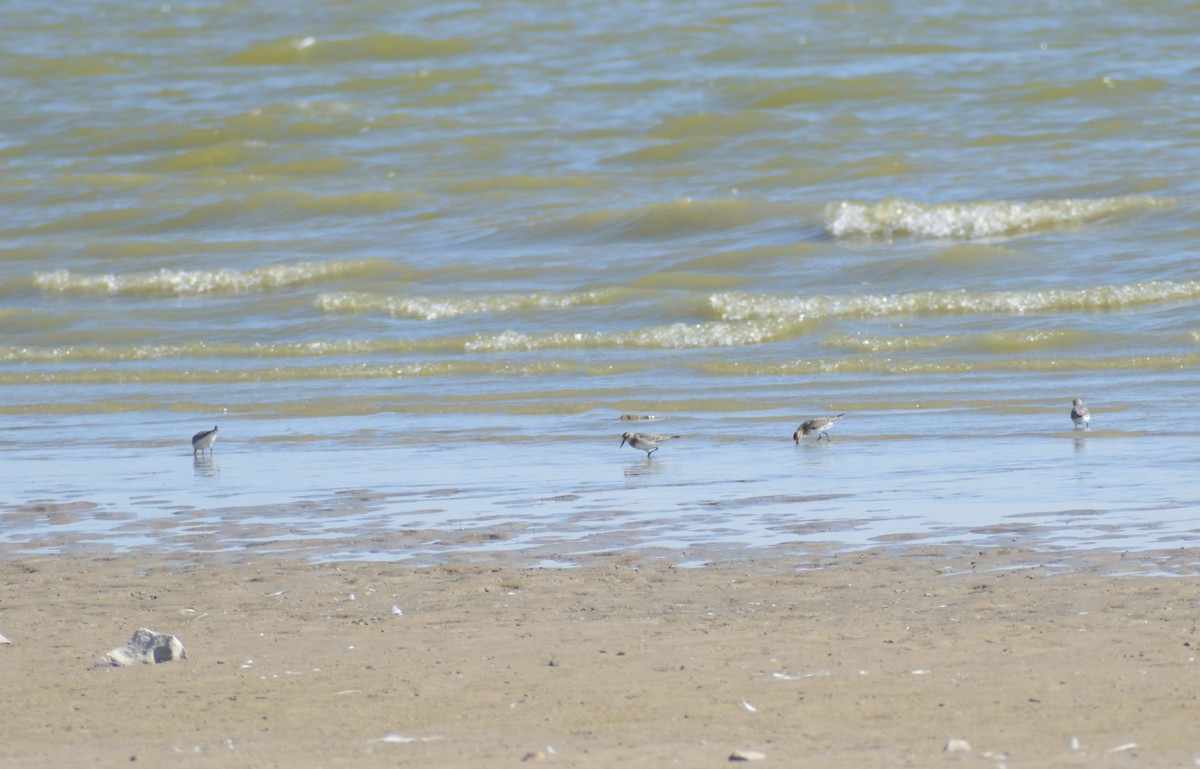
[2,546,1198,768]
[6,2,1200,766]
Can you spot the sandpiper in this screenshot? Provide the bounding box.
[793,413,845,443]
[1070,398,1091,430]
[192,425,219,455]
[620,431,680,457]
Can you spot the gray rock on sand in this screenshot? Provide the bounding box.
[100,628,187,667]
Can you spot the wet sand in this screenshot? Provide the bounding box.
[1,546,1198,768]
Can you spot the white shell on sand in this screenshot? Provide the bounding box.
[101,628,187,667]
[728,749,767,761]
[0,631,11,645]
[944,738,972,753]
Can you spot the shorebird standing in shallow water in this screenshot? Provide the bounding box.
[620,431,680,457]
[1070,398,1091,430]
[192,425,218,455]
[793,413,845,443]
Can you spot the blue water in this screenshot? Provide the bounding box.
[3,0,1200,565]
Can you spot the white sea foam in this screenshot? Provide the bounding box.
[34,259,387,295]
[824,196,1170,240]
[0,320,799,363]
[316,289,620,320]
[711,280,1200,321]
[464,319,797,352]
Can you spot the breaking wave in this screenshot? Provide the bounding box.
[316,289,623,320]
[463,319,803,352]
[824,196,1170,240]
[4,318,811,365]
[34,259,392,295]
[710,280,1200,321]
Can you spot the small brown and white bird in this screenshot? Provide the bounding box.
[620,431,681,457]
[1070,398,1091,430]
[793,413,845,443]
[192,425,219,455]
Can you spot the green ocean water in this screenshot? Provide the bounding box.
[3,0,1200,564]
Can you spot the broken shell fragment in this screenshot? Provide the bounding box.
[100,628,187,667]
[729,749,767,761]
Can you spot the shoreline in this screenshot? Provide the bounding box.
[8,426,1200,570]
[2,546,1199,767]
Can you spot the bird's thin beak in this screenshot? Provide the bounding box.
[620,437,627,448]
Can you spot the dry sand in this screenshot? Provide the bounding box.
[1,546,1199,767]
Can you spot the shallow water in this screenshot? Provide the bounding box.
[3,0,1200,564]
